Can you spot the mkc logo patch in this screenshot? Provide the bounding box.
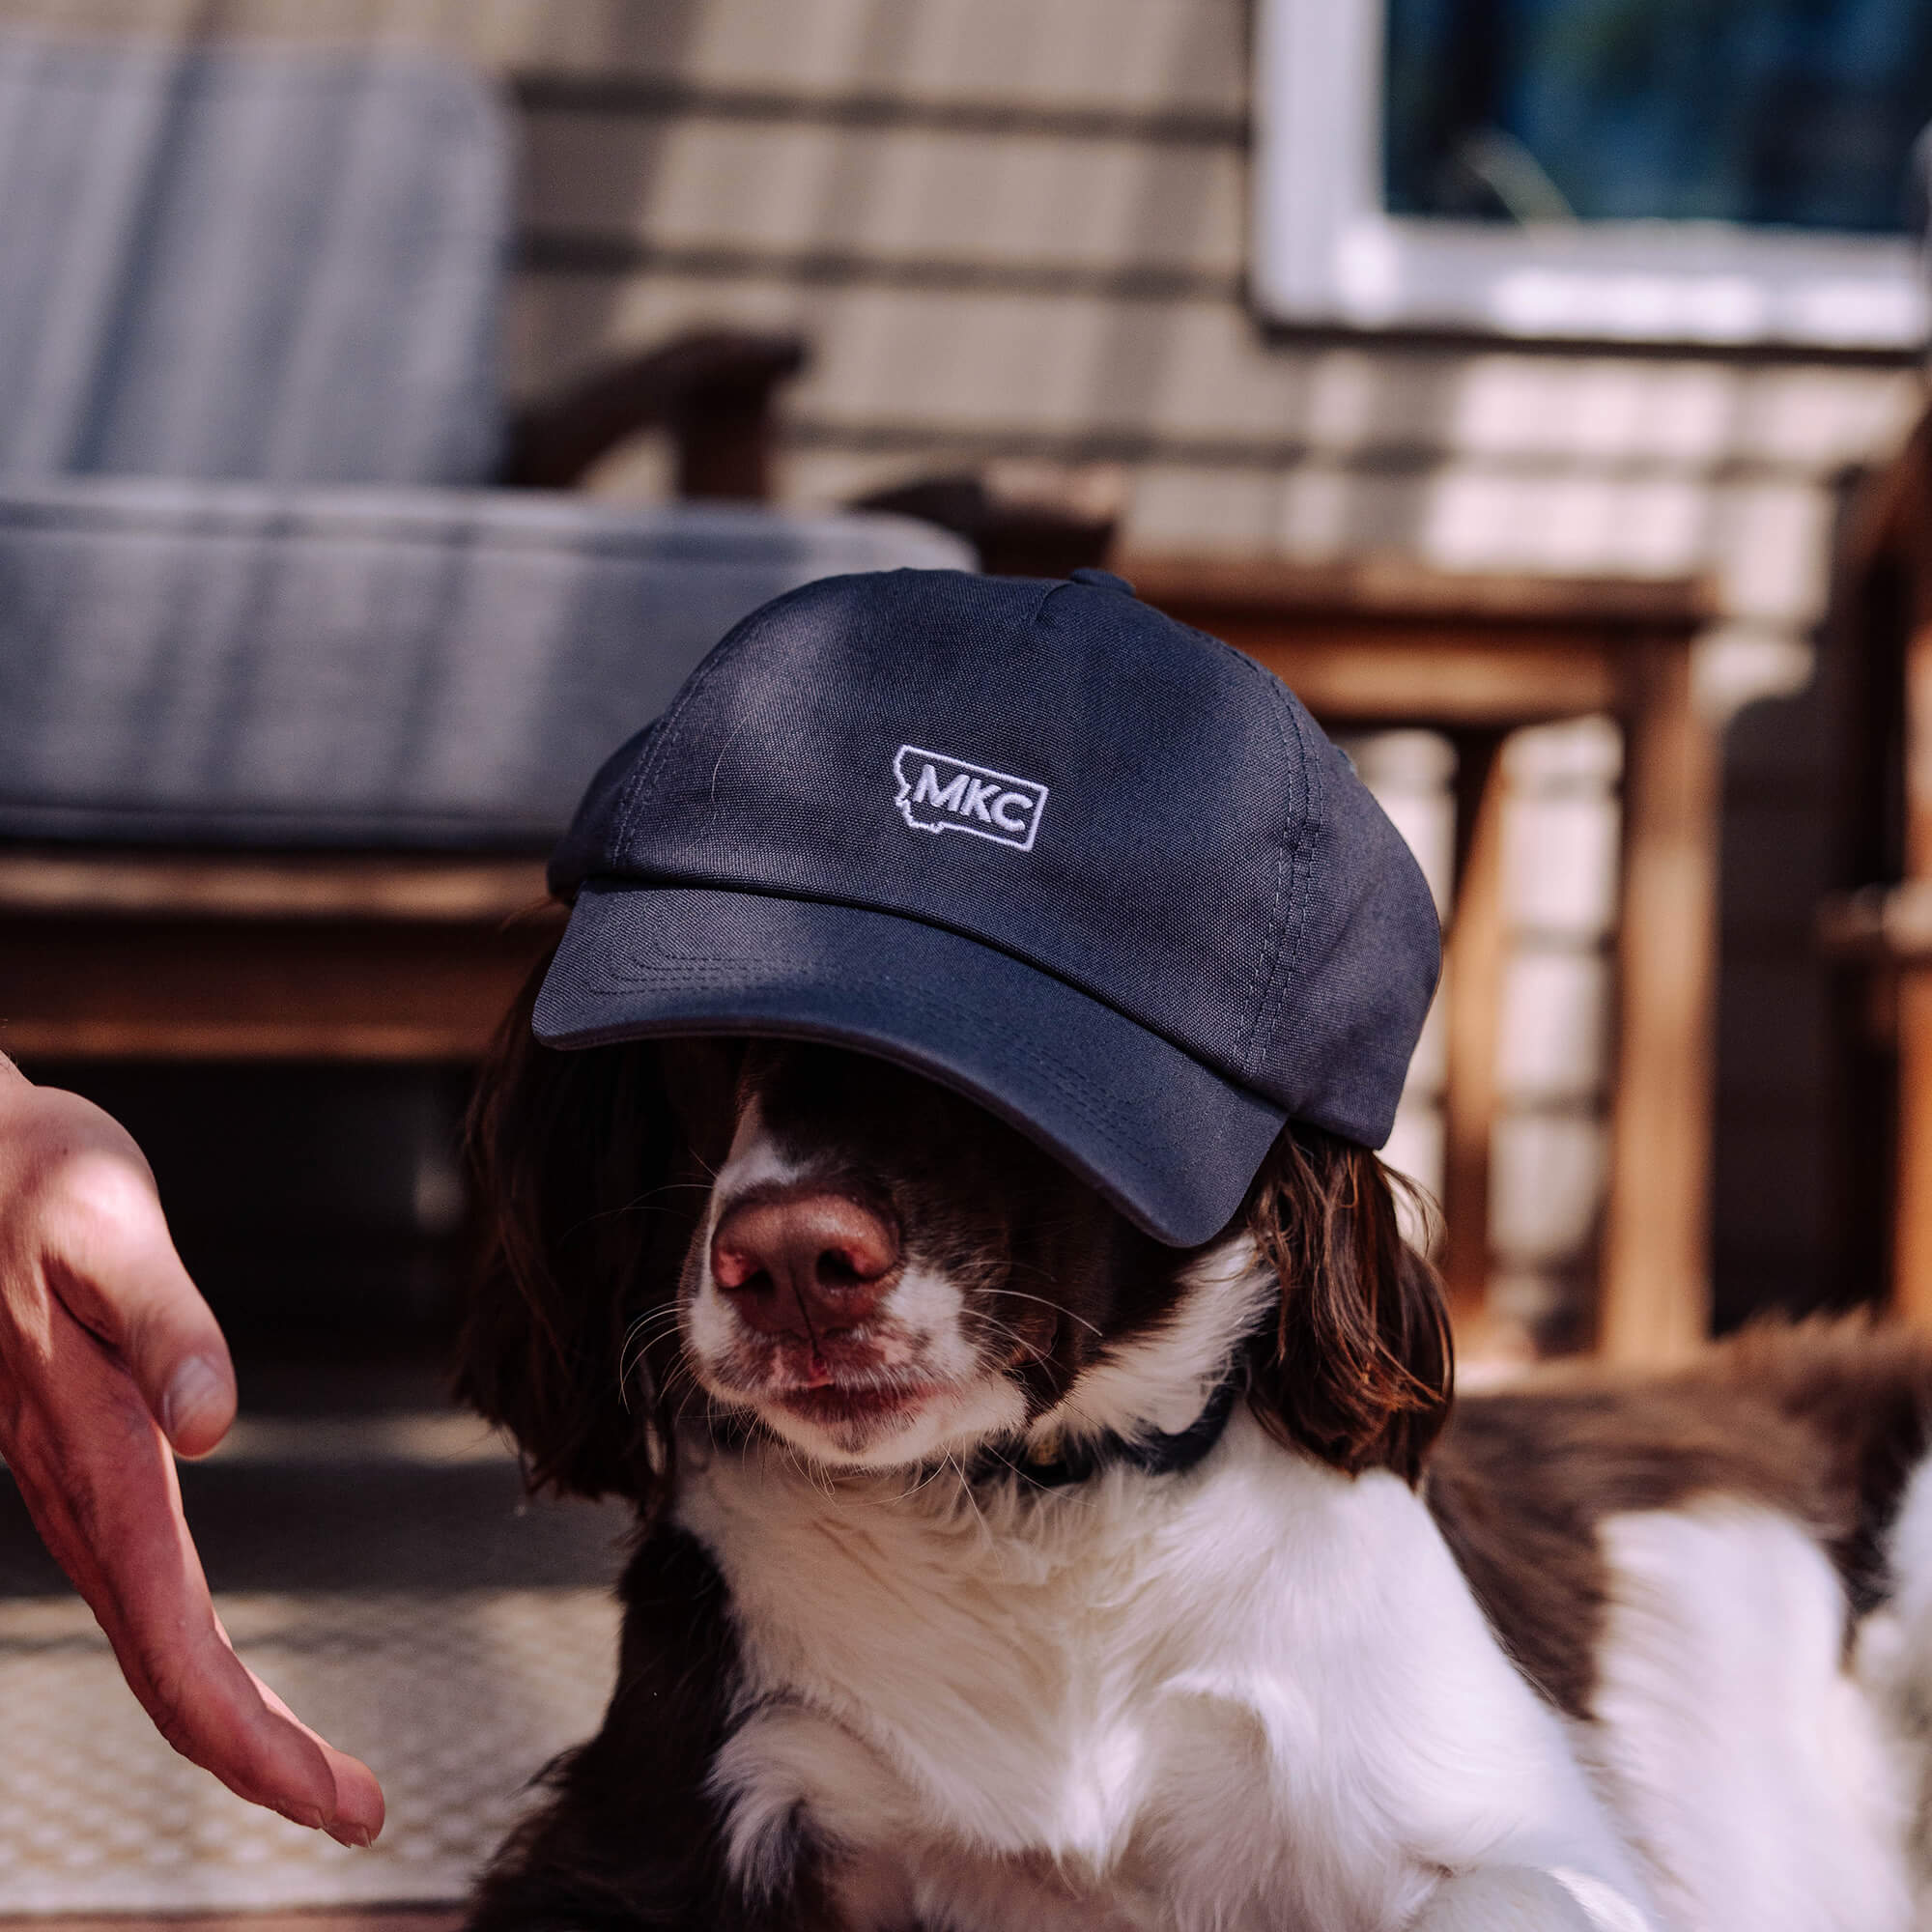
[893,745,1048,852]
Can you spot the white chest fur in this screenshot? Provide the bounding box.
[674,1411,1647,1932]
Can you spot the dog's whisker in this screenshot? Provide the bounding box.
[621,1303,688,1344]
[989,1286,1103,1338]
[585,1180,719,1227]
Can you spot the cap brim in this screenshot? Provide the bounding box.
[533,885,1288,1247]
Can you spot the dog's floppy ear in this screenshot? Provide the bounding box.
[1240,1124,1452,1486]
[460,945,724,1507]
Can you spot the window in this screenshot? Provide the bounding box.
[1253,0,1932,347]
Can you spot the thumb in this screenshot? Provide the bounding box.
[46,1146,238,1459]
[150,1319,239,1461]
[100,1239,236,1461]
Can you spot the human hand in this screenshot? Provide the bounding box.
[0,1056,384,1844]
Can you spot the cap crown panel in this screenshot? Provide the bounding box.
[602,571,1309,1087]
[552,570,1441,1138]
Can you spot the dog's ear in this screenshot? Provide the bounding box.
[1240,1124,1452,1486]
[460,946,725,1507]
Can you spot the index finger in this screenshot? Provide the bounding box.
[5,1313,384,1843]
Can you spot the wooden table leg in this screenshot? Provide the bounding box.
[1441,729,1508,1340]
[1889,620,1932,1321]
[1598,635,1717,1363]
[1893,972,1932,1320]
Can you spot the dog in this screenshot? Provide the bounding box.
[456,997,1932,1932]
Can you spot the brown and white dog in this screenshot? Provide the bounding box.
[460,963,1932,1932]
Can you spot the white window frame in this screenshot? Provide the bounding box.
[1252,0,1931,351]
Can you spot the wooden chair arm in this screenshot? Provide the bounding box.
[852,467,1122,578]
[501,328,808,497]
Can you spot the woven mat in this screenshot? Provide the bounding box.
[0,1588,618,1915]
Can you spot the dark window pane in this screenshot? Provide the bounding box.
[1385,0,1932,233]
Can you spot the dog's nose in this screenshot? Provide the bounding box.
[710,1192,901,1337]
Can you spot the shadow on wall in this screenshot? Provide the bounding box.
[1710,464,1887,1330]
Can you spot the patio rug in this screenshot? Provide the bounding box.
[0,1411,633,1915]
[0,1586,619,1914]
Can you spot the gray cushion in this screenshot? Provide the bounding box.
[0,34,506,486]
[0,479,974,848]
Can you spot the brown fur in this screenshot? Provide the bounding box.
[466,1523,850,1932]
[1429,1320,1932,1719]
[1243,1127,1453,1485]
[460,961,719,1502]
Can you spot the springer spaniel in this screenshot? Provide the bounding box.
[459,983,1932,1932]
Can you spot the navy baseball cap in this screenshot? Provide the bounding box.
[536,567,1439,1246]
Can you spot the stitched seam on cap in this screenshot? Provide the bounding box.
[1230,688,1281,1077]
[611,582,825,852]
[1232,672,1299,1079]
[1236,676,1298,1074]
[1267,690,1325,1066]
[564,883,1292,1148]
[570,877,1264,1102]
[611,656,720,854]
[582,954,1186,1167]
[1243,680,1321,1082]
[587,931,1406,1113]
[1151,615,1305,1084]
[1233,798,1283,1079]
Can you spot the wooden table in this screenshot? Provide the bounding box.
[0,852,559,1064]
[1122,554,1717,1366]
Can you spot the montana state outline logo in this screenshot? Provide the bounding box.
[893,746,1048,852]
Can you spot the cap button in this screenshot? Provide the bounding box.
[1069,567,1136,597]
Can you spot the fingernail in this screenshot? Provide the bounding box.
[328,1823,377,1849]
[162,1355,225,1444]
